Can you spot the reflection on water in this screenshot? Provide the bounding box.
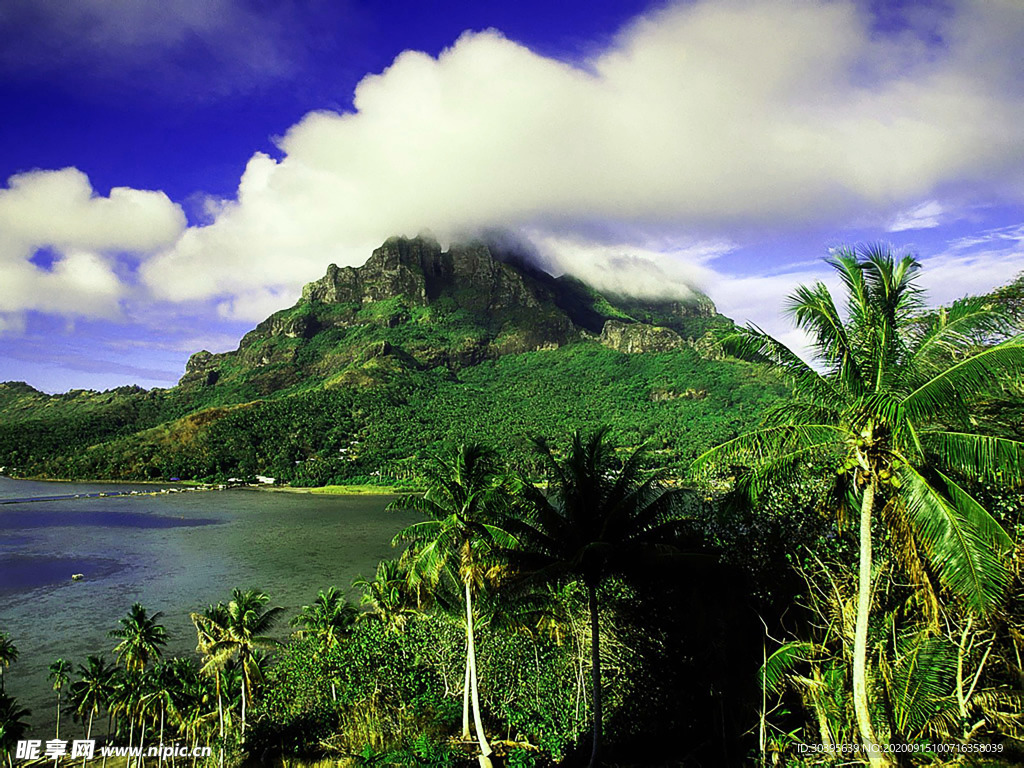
[0,555,123,594]
[0,509,221,530]
[0,477,415,736]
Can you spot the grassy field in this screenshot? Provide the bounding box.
[261,483,403,495]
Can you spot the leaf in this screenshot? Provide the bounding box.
[899,465,1011,615]
[760,641,817,695]
[889,631,957,740]
[923,431,1024,488]
[903,337,1024,422]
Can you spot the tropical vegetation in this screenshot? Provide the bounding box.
[1,246,1022,767]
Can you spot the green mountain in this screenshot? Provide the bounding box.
[0,235,783,483]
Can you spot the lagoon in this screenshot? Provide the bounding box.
[0,476,416,735]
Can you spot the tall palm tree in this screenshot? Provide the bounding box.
[508,427,687,768]
[192,589,282,739]
[111,603,168,672]
[0,635,16,695]
[191,602,231,749]
[290,587,358,651]
[389,443,516,767]
[0,694,31,768]
[48,658,73,744]
[69,655,115,765]
[692,245,1024,767]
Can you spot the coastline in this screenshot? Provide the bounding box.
[2,474,405,496]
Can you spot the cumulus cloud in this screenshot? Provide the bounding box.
[137,0,1024,314]
[0,168,186,327]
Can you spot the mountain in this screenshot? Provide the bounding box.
[176,235,724,399]
[0,235,782,484]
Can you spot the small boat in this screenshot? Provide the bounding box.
[71,573,84,581]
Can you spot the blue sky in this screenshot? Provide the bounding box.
[1,0,1023,393]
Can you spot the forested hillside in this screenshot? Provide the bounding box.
[0,235,776,483]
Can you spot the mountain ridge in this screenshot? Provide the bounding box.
[177,234,726,396]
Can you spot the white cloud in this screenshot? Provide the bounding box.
[949,223,1024,251]
[139,0,1024,311]
[887,200,945,232]
[919,247,1024,305]
[0,168,186,253]
[531,233,729,300]
[0,168,186,325]
[216,286,302,323]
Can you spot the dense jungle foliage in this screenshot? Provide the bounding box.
[0,344,783,484]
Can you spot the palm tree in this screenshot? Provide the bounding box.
[48,658,73,744]
[0,694,31,768]
[389,443,516,767]
[111,603,168,672]
[192,589,282,739]
[692,245,1024,767]
[290,587,358,651]
[0,635,17,695]
[69,656,114,765]
[191,602,231,748]
[508,427,687,768]
[353,558,421,632]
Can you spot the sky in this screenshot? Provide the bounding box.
[1,0,1023,393]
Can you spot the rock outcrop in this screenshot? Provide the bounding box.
[301,236,554,318]
[179,350,222,387]
[598,320,686,354]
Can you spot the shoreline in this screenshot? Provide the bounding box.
[251,483,406,496]
[1,475,406,496]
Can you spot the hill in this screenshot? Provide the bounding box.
[0,235,783,483]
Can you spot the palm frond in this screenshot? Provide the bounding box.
[717,324,842,404]
[932,469,1013,554]
[761,641,818,695]
[924,431,1024,488]
[909,297,1016,370]
[902,337,1024,422]
[786,281,863,387]
[889,631,957,740]
[899,465,1011,615]
[691,424,847,478]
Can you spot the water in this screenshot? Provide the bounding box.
[0,477,417,736]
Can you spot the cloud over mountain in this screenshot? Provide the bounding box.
[136,0,1024,316]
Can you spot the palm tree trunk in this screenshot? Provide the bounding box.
[159,704,165,768]
[464,581,492,765]
[216,678,224,739]
[853,476,890,768]
[55,691,62,767]
[241,675,247,740]
[83,709,95,768]
[216,678,224,768]
[462,645,472,740]
[137,718,147,768]
[587,581,602,768]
